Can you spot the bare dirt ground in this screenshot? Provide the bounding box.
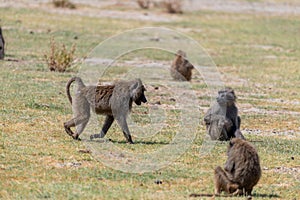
[0,0,300,23]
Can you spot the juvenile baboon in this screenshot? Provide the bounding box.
[137,0,150,9]
[63,77,147,144]
[214,138,261,196]
[204,87,243,141]
[170,50,194,81]
[0,27,5,60]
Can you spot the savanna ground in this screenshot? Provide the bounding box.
[0,0,299,199]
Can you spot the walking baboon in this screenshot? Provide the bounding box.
[214,138,261,196]
[170,50,194,81]
[63,77,147,144]
[204,87,242,141]
[0,27,5,60]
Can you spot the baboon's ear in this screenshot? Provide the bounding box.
[130,80,141,98]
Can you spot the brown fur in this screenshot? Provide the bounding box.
[170,50,194,81]
[204,87,244,140]
[137,0,150,9]
[162,0,183,14]
[64,77,147,143]
[214,138,261,196]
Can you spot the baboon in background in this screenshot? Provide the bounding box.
[137,0,150,9]
[204,87,243,141]
[0,27,5,60]
[214,138,261,196]
[170,50,194,81]
[163,0,183,14]
[63,77,147,144]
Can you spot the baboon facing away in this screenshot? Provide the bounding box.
[214,138,261,196]
[204,87,243,141]
[170,50,194,81]
[63,77,147,144]
[0,27,5,60]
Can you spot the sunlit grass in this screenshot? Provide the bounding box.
[0,3,299,200]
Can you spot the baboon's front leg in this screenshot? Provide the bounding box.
[90,115,114,140]
[116,117,134,144]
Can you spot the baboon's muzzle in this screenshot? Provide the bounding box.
[135,94,147,105]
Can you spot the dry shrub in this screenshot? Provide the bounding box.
[137,0,151,9]
[44,38,76,72]
[162,0,183,14]
[52,0,76,9]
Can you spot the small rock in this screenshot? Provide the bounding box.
[150,37,160,42]
[170,98,176,102]
[78,149,91,154]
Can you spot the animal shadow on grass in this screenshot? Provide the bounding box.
[83,138,170,145]
[190,193,280,198]
[252,193,281,198]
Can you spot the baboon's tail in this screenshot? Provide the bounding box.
[66,76,85,104]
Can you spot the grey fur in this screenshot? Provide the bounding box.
[204,87,243,140]
[0,27,5,60]
[63,77,147,143]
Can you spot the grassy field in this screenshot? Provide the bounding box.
[0,1,299,199]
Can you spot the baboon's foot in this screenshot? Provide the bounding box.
[90,134,101,140]
[72,133,80,140]
[231,188,243,196]
[127,135,134,144]
[64,125,75,137]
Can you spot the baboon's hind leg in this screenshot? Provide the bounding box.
[64,116,89,140]
[64,119,76,137]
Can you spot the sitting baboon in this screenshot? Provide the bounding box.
[64,77,147,144]
[214,138,261,196]
[137,0,150,9]
[170,50,194,81]
[0,27,5,60]
[163,0,183,14]
[204,87,243,141]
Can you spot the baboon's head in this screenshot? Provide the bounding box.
[216,87,236,106]
[130,79,147,105]
[175,50,194,70]
[228,138,243,153]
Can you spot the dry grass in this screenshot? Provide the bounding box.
[0,1,299,199]
[44,38,76,72]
